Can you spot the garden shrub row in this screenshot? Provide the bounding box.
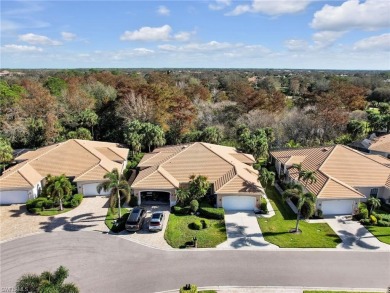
[26,194,84,214]
[172,201,224,219]
[260,197,268,213]
[190,219,209,230]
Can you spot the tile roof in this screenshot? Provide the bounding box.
[270,145,390,199]
[132,142,263,195]
[0,139,129,190]
[368,134,390,153]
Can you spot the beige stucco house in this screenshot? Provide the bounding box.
[270,145,390,215]
[132,142,264,210]
[0,139,128,204]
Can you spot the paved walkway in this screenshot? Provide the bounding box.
[325,216,390,250]
[217,211,278,249]
[0,196,109,242]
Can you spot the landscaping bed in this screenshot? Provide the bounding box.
[165,213,226,248]
[105,208,130,233]
[258,186,341,248]
[355,205,390,245]
[26,194,84,216]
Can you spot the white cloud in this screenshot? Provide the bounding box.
[353,33,390,51]
[209,0,231,11]
[19,33,62,46]
[312,31,346,49]
[61,32,77,41]
[120,25,194,42]
[120,25,172,41]
[1,44,43,52]
[284,39,309,51]
[227,0,312,16]
[157,5,170,16]
[311,0,390,31]
[159,41,235,52]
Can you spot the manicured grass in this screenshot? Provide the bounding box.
[199,291,217,293]
[365,225,390,245]
[37,208,73,216]
[165,214,227,248]
[258,185,342,248]
[105,208,130,230]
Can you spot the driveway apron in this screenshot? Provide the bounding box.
[217,211,278,249]
[325,216,390,250]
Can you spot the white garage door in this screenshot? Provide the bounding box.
[0,190,29,204]
[82,183,110,196]
[321,200,354,215]
[222,196,256,211]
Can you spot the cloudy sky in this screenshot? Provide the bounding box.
[1,0,389,69]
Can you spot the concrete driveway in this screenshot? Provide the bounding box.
[119,204,171,249]
[217,211,278,249]
[325,216,390,250]
[0,196,109,242]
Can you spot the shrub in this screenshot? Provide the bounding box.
[180,284,198,293]
[190,200,199,213]
[191,220,202,230]
[372,212,382,221]
[26,199,35,211]
[360,219,371,225]
[111,213,129,233]
[29,207,42,214]
[63,201,72,208]
[356,204,369,220]
[260,197,268,213]
[201,219,209,229]
[316,209,323,219]
[129,196,138,207]
[73,194,83,203]
[70,198,79,208]
[378,220,390,227]
[172,206,190,215]
[44,199,54,209]
[370,215,377,225]
[199,207,224,219]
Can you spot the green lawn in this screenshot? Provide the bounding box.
[258,185,341,248]
[365,225,390,245]
[165,214,227,248]
[105,208,130,230]
[37,208,73,216]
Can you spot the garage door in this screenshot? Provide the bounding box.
[222,196,256,211]
[0,190,29,204]
[82,183,110,196]
[321,200,354,215]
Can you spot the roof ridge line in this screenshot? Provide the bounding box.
[317,145,337,171]
[17,166,37,187]
[214,167,237,192]
[199,142,236,168]
[106,146,126,160]
[157,166,179,188]
[326,174,365,197]
[132,165,159,186]
[343,144,390,167]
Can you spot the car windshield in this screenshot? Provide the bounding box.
[152,213,162,220]
[127,209,141,224]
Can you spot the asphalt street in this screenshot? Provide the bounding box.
[1,231,389,293]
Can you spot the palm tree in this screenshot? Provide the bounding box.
[283,185,316,233]
[45,174,72,211]
[284,139,301,148]
[97,168,130,219]
[367,196,381,215]
[299,170,317,188]
[16,266,79,293]
[289,163,302,172]
[258,168,275,187]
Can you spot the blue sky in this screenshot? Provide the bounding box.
[1,0,389,69]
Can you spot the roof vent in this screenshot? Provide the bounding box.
[321,148,329,152]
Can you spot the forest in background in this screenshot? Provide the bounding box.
[1,68,390,157]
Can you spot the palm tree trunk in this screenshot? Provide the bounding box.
[59,199,63,211]
[117,190,121,218]
[295,210,300,232]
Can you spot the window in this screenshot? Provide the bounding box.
[370,188,379,197]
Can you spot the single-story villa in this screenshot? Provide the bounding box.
[132,142,264,210]
[0,139,129,205]
[349,133,390,158]
[270,145,390,216]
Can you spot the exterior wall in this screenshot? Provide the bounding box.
[77,182,111,196]
[355,186,386,199]
[380,187,390,203]
[216,193,259,208]
[316,198,361,215]
[0,189,30,204]
[132,188,176,206]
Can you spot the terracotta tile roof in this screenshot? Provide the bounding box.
[368,134,390,153]
[366,155,390,167]
[132,142,263,195]
[0,139,129,190]
[271,145,390,199]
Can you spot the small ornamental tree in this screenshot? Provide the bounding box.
[188,174,210,201]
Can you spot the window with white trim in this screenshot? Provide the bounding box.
[370,188,379,197]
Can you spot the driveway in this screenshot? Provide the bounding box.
[325,216,390,250]
[0,196,109,242]
[217,211,278,249]
[119,204,171,249]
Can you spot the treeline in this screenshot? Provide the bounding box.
[1,69,389,154]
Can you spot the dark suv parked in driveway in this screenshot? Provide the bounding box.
[125,207,146,232]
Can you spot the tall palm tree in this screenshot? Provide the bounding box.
[283,187,316,233]
[45,174,72,211]
[367,196,381,215]
[258,168,275,187]
[299,170,317,188]
[97,168,130,219]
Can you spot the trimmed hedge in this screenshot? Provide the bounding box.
[201,219,209,229]
[26,193,83,214]
[199,207,224,219]
[190,200,199,213]
[111,212,130,233]
[378,220,390,227]
[191,220,203,230]
[180,284,197,293]
[260,197,268,213]
[172,205,190,215]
